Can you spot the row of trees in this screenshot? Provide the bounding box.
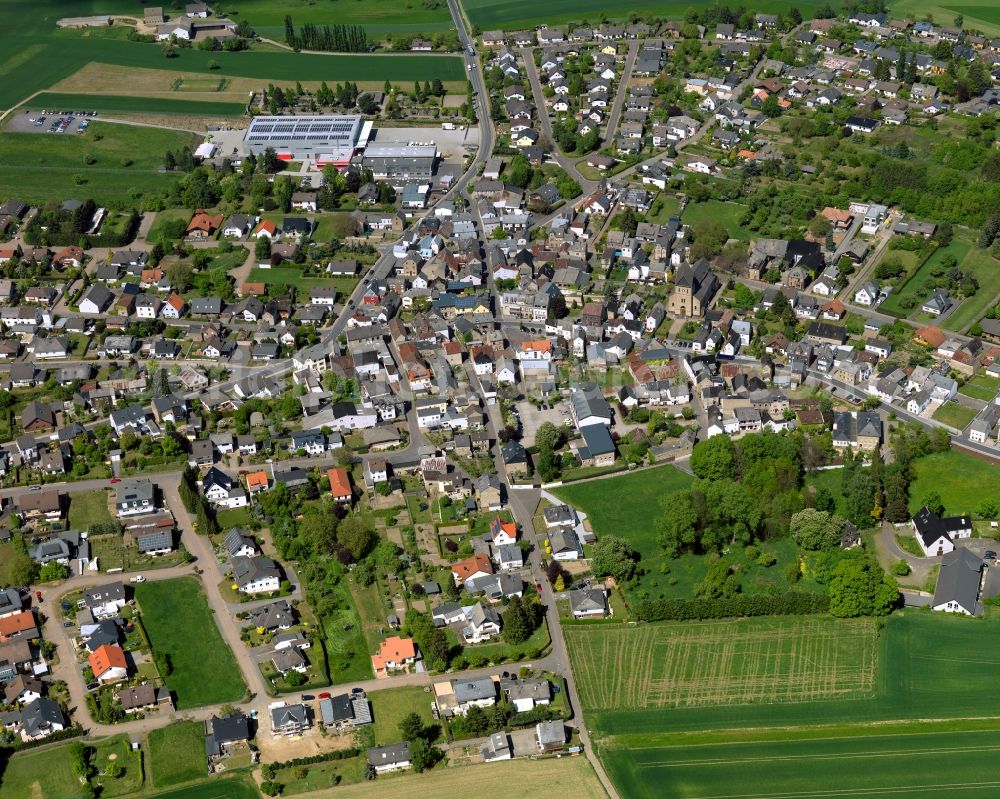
[284,16,367,53]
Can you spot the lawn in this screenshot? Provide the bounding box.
[566,616,878,713]
[0,743,87,799]
[601,727,1000,799]
[272,756,366,795]
[0,120,196,205]
[147,208,194,243]
[552,465,694,558]
[348,577,391,656]
[28,93,246,117]
[643,194,680,224]
[0,122,196,170]
[931,401,978,431]
[91,735,144,798]
[803,467,854,519]
[891,0,1000,36]
[908,449,1000,515]
[680,199,751,240]
[877,244,949,317]
[215,506,254,529]
[942,245,1000,332]
[292,756,608,799]
[586,612,1000,737]
[148,721,206,788]
[960,374,1000,402]
[67,488,113,530]
[248,266,340,293]
[134,577,246,708]
[370,686,439,747]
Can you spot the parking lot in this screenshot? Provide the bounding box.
[516,399,571,447]
[6,108,96,135]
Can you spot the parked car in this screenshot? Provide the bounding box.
[129,575,145,583]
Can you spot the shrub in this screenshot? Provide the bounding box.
[892,560,911,576]
[633,592,829,623]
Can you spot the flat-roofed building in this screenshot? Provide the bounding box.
[242,115,369,165]
[362,143,438,180]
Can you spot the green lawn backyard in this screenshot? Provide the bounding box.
[680,199,751,240]
[931,401,978,431]
[66,489,113,530]
[370,686,440,747]
[148,722,207,788]
[907,449,1000,516]
[960,374,1000,402]
[134,577,246,709]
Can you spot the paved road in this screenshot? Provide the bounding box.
[520,49,595,191]
[601,41,639,148]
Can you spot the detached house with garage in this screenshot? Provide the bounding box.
[912,506,972,557]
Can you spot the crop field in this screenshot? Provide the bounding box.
[907,449,1000,515]
[0,0,463,112]
[601,728,1000,799]
[217,0,452,37]
[134,577,246,708]
[891,0,1000,36]
[28,92,246,117]
[584,613,1000,737]
[297,756,608,799]
[141,777,259,799]
[566,617,878,712]
[463,0,826,31]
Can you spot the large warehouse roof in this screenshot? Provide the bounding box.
[243,115,365,150]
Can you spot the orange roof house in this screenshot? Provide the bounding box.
[54,245,84,267]
[914,325,945,348]
[821,207,854,228]
[451,553,494,585]
[89,644,128,683]
[0,611,38,642]
[240,282,267,297]
[327,467,353,503]
[488,517,517,545]
[164,293,185,314]
[186,210,223,237]
[371,636,417,675]
[245,470,270,494]
[253,220,277,238]
[140,268,164,286]
[520,339,552,356]
[737,149,757,160]
[821,299,846,318]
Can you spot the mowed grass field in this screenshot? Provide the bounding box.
[135,577,246,709]
[148,721,207,787]
[0,120,197,205]
[584,613,1000,737]
[296,756,608,799]
[0,744,88,799]
[370,686,440,746]
[907,449,1000,515]
[566,617,878,712]
[601,728,1000,799]
[552,465,694,558]
[680,199,752,240]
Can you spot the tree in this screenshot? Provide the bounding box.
[501,595,533,644]
[590,536,639,583]
[398,711,426,742]
[338,517,376,560]
[8,548,38,585]
[808,214,832,239]
[657,489,699,557]
[690,435,738,481]
[790,508,844,551]
[920,491,945,517]
[761,93,781,118]
[255,236,271,262]
[828,553,899,617]
[534,421,564,452]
